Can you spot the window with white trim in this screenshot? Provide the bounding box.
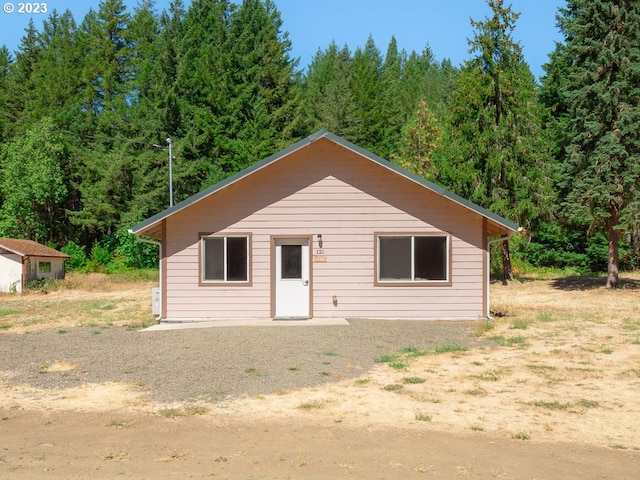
[202,236,249,282]
[377,235,449,282]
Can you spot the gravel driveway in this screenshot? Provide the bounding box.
[1,320,486,404]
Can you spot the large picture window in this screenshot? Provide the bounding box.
[377,234,449,283]
[202,235,249,283]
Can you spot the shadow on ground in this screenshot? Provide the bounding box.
[550,275,640,291]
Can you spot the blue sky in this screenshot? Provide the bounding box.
[0,0,565,79]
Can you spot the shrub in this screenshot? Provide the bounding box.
[60,241,87,271]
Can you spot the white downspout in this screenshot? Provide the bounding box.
[486,229,522,320]
[131,232,163,320]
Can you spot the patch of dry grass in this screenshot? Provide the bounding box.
[0,272,158,333]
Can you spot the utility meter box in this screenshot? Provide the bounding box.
[151,287,160,316]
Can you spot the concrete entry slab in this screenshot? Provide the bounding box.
[142,318,350,331]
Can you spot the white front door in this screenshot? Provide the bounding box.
[274,238,310,319]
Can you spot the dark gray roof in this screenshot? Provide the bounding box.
[130,130,520,236]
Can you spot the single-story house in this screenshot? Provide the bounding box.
[0,238,70,293]
[130,130,520,322]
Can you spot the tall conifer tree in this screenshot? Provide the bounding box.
[553,0,640,288]
[436,0,552,282]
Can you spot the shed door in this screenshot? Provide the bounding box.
[274,238,310,319]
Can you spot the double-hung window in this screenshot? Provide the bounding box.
[376,234,449,284]
[201,235,250,283]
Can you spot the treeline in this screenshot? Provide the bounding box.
[0,0,639,284]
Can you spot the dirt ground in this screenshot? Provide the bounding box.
[1,274,640,479]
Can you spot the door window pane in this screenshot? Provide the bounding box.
[281,244,302,279]
[379,236,411,280]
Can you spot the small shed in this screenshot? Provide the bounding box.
[0,238,69,293]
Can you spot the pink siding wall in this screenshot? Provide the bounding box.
[164,138,485,321]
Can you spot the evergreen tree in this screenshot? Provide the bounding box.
[0,46,13,141]
[303,42,358,138]
[392,99,441,180]
[377,36,406,158]
[175,0,232,193]
[553,0,640,288]
[31,10,83,130]
[349,36,382,151]
[77,0,132,136]
[436,0,553,282]
[224,0,301,169]
[3,20,41,135]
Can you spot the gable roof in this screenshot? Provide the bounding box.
[130,130,521,239]
[0,238,70,258]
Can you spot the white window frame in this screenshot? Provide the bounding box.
[376,234,450,284]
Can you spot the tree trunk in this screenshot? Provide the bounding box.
[501,238,513,285]
[606,206,620,289]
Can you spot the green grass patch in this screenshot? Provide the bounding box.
[489,335,528,347]
[414,411,432,422]
[403,377,426,384]
[511,318,532,330]
[577,399,600,408]
[0,309,19,317]
[601,348,613,355]
[464,387,487,396]
[375,354,399,363]
[513,431,531,440]
[376,343,469,371]
[533,400,572,410]
[402,346,430,356]
[383,384,403,392]
[434,343,468,354]
[297,399,327,410]
[0,324,12,330]
[537,311,556,323]
[623,318,640,331]
[320,351,338,357]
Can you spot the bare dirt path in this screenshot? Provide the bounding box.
[2,409,636,479]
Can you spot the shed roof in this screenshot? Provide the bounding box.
[0,238,70,258]
[130,130,521,239]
